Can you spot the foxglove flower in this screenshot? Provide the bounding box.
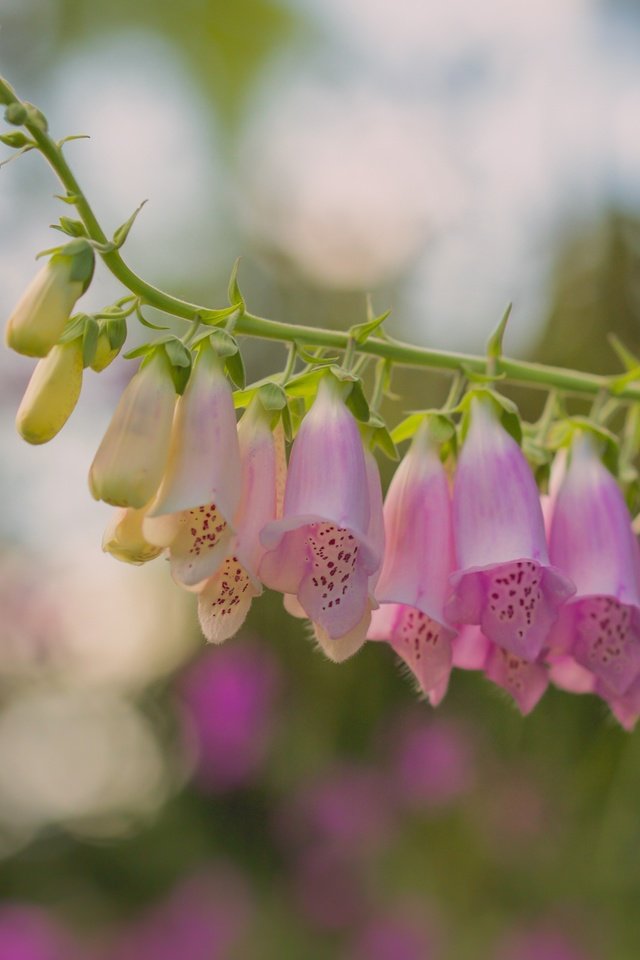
[197,405,286,643]
[547,432,640,696]
[368,422,456,698]
[144,345,241,587]
[16,338,83,444]
[445,396,573,662]
[89,349,176,509]
[5,241,94,357]
[260,375,381,661]
[102,506,163,565]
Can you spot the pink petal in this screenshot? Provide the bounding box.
[484,645,549,715]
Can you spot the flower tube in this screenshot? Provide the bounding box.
[144,344,241,587]
[445,395,574,662]
[547,432,640,696]
[102,506,163,565]
[16,338,83,444]
[260,375,381,661]
[198,405,286,643]
[89,348,177,509]
[368,421,456,698]
[5,241,94,357]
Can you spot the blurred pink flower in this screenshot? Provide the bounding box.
[349,910,439,960]
[106,866,252,960]
[179,641,281,792]
[390,717,475,809]
[496,926,592,960]
[291,844,369,932]
[0,904,75,960]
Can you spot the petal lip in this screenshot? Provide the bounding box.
[260,514,380,574]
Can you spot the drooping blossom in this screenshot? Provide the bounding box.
[144,344,241,587]
[179,641,280,791]
[102,506,163,565]
[197,404,286,643]
[547,431,640,697]
[5,240,94,357]
[16,338,84,444]
[368,421,456,700]
[260,374,382,661]
[445,395,574,662]
[89,349,176,509]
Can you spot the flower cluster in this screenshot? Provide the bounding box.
[5,238,640,729]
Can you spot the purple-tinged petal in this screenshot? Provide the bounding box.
[261,377,381,643]
[146,502,232,589]
[549,433,640,603]
[598,674,640,730]
[484,645,549,715]
[370,603,453,696]
[447,560,573,662]
[447,397,573,661]
[547,433,640,694]
[547,653,597,694]
[375,423,453,622]
[147,345,241,520]
[452,624,491,670]
[313,603,372,662]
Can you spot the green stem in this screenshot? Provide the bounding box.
[3,74,640,401]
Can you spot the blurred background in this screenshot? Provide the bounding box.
[1,0,640,957]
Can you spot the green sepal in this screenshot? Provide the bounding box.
[60,239,95,292]
[391,410,456,447]
[225,349,246,389]
[281,402,294,441]
[104,316,128,352]
[161,337,193,395]
[349,301,391,345]
[59,313,89,344]
[123,342,157,361]
[53,216,87,239]
[458,388,522,445]
[0,131,31,148]
[257,382,288,411]
[194,327,240,358]
[81,315,99,368]
[227,258,245,312]
[112,200,148,249]
[345,380,370,422]
[367,414,398,460]
[548,417,619,477]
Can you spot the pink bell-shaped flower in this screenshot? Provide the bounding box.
[198,404,286,644]
[368,421,456,698]
[547,431,640,697]
[144,344,242,587]
[260,374,382,661]
[445,395,574,662]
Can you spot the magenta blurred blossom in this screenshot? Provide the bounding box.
[291,844,368,932]
[179,641,280,791]
[260,374,382,661]
[368,422,455,701]
[445,396,573,662]
[0,904,75,960]
[106,866,252,960]
[496,926,591,960]
[548,433,640,698]
[350,911,438,960]
[278,764,394,856]
[391,717,475,809]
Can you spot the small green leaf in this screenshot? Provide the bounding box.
[486,302,512,360]
[226,350,246,389]
[258,382,288,411]
[372,425,398,461]
[0,131,31,148]
[227,258,245,311]
[196,305,239,327]
[81,315,99,367]
[295,342,340,366]
[105,316,128,352]
[59,313,88,344]
[54,193,81,205]
[136,305,169,331]
[57,134,90,148]
[349,304,391,345]
[124,342,156,361]
[112,199,148,249]
[345,380,370,422]
[461,362,507,384]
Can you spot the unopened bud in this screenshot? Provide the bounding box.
[16,339,84,444]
